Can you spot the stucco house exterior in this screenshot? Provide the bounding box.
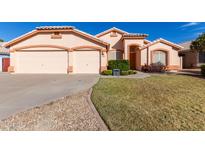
[179,41,205,68]
[4,26,183,74]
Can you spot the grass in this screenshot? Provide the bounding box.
[91,75,205,131]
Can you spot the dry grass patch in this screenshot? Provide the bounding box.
[91,75,205,130]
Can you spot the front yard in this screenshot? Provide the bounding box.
[91,75,205,130]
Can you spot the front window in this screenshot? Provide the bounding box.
[153,51,166,65]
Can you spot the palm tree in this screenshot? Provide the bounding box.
[0,38,4,42]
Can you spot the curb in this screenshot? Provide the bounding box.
[87,88,109,131]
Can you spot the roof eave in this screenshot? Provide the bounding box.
[4,28,110,48]
[96,27,128,37]
[140,38,183,50]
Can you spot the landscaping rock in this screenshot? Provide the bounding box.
[0,91,107,131]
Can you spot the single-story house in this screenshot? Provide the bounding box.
[179,41,205,68]
[3,26,183,74]
[0,42,10,72]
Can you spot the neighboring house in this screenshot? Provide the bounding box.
[180,41,205,68]
[0,42,10,72]
[4,26,183,74]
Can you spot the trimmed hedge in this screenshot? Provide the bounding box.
[128,70,137,75]
[121,70,129,75]
[201,65,205,76]
[108,60,130,71]
[102,70,112,75]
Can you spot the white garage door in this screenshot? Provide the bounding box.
[73,51,100,74]
[16,51,68,73]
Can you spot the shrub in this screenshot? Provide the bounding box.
[133,70,137,74]
[150,62,166,72]
[201,65,205,76]
[120,70,129,75]
[127,70,137,75]
[102,70,112,75]
[141,64,150,72]
[108,60,130,71]
[128,70,133,75]
[142,62,166,73]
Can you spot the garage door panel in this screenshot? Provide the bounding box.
[16,51,67,73]
[73,51,100,74]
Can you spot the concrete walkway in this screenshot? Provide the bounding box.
[178,69,201,76]
[0,73,99,120]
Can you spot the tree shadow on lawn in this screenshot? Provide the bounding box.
[175,73,205,80]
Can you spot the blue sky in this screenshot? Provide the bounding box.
[0,22,205,43]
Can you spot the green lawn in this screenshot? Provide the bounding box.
[91,75,205,131]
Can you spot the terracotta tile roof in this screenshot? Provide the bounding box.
[36,26,109,46]
[36,26,75,30]
[4,26,110,48]
[96,27,128,37]
[0,42,9,54]
[140,38,183,50]
[144,39,152,43]
[179,41,192,50]
[123,33,148,37]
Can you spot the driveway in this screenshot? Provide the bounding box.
[0,73,99,120]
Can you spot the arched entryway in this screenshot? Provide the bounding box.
[129,45,140,70]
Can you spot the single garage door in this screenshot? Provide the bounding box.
[15,51,68,73]
[73,51,100,74]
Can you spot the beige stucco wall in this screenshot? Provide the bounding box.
[10,52,15,67]
[141,48,147,65]
[9,32,108,73]
[182,51,197,68]
[148,42,180,67]
[98,32,123,51]
[124,39,145,59]
[11,32,106,50]
[98,32,123,60]
[101,51,108,66]
[131,42,181,70]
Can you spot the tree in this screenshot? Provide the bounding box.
[0,38,4,42]
[190,33,205,52]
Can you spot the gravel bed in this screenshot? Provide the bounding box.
[0,91,107,131]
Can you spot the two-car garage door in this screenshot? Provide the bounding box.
[15,50,100,74]
[15,51,68,73]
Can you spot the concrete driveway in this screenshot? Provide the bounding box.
[0,73,99,120]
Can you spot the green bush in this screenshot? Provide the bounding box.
[127,70,137,75]
[108,60,130,71]
[102,70,112,75]
[120,70,129,76]
[133,70,137,74]
[201,65,205,76]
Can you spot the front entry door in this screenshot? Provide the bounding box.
[130,52,136,70]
